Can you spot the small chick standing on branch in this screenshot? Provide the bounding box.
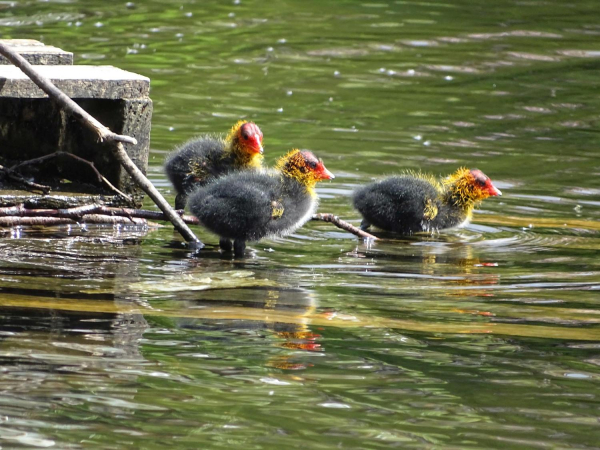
[188,149,334,256]
[353,168,502,234]
[164,120,264,209]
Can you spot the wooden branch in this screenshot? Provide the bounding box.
[0,215,149,227]
[0,42,202,248]
[10,151,132,202]
[0,205,377,242]
[0,164,51,194]
[0,203,100,219]
[0,194,132,209]
[110,141,203,244]
[0,204,200,225]
[312,213,378,240]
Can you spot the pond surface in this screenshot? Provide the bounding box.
[2,0,600,447]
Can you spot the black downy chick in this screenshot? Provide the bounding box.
[164,120,263,209]
[353,168,501,234]
[188,149,334,256]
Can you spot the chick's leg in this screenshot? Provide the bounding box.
[233,239,246,257]
[219,238,233,252]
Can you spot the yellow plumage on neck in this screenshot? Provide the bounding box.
[442,167,480,209]
[275,149,318,197]
[237,151,263,169]
[223,120,263,168]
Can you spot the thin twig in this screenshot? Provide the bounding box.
[0,42,202,247]
[10,151,132,202]
[0,164,51,194]
[312,213,378,240]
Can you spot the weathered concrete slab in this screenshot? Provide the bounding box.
[0,63,152,204]
[0,65,149,99]
[0,96,153,202]
[0,39,73,65]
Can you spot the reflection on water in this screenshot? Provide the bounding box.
[2,222,600,447]
[174,287,321,370]
[2,0,600,447]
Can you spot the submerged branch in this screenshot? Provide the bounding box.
[312,213,378,240]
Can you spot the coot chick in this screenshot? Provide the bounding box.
[353,168,501,234]
[164,120,264,209]
[188,149,334,256]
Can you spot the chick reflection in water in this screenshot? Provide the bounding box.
[175,287,321,371]
[347,242,499,320]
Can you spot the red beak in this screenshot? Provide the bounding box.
[316,161,335,180]
[486,180,502,196]
[251,134,263,154]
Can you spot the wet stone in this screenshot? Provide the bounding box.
[0,39,73,65]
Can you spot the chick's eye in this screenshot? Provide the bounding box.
[242,133,250,140]
[306,159,317,169]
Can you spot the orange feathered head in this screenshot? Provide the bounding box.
[226,120,263,155]
[444,167,502,206]
[277,149,334,188]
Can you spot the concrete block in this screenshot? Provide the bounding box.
[0,65,152,205]
[0,39,73,65]
[0,65,149,99]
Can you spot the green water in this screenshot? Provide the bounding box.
[2,0,600,447]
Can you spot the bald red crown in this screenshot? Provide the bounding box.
[239,122,263,154]
[470,169,502,197]
[299,150,335,180]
